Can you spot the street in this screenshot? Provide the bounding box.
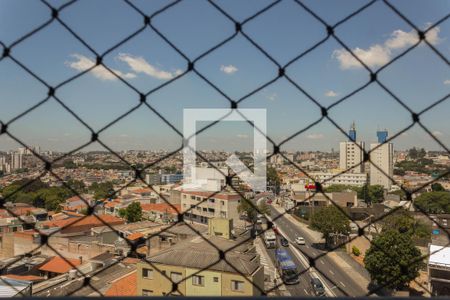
[267,205,368,297]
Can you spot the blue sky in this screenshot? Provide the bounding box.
[0,0,449,152]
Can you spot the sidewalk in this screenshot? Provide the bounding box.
[272,203,370,292]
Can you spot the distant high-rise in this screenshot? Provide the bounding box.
[10,152,23,171]
[370,130,394,190]
[339,122,365,173]
[376,130,388,143]
[349,121,356,142]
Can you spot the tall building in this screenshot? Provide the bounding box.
[339,122,365,173]
[10,152,23,171]
[369,130,394,190]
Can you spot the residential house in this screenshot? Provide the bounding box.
[141,203,181,224]
[136,233,263,296]
[38,256,81,279]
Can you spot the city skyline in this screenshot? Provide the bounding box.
[0,0,449,152]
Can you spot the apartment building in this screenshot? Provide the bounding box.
[136,236,263,296]
[370,130,394,190]
[339,123,365,174]
[181,190,241,224]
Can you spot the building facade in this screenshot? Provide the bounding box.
[369,130,394,190]
[136,236,263,296]
[181,191,241,224]
[339,123,365,173]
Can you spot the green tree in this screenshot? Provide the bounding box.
[66,179,86,193]
[237,198,270,223]
[431,182,445,192]
[381,210,430,241]
[324,184,358,193]
[267,167,281,194]
[414,191,450,213]
[364,230,422,291]
[63,159,77,169]
[122,202,142,223]
[408,147,419,160]
[37,186,73,211]
[310,205,350,247]
[359,184,385,203]
[89,181,114,200]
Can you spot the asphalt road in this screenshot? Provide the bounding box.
[268,205,368,297]
[264,235,318,296]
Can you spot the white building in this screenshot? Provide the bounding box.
[181,190,241,224]
[369,130,394,190]
[311,171,367,187]
[183,167,227,191]
[10,152,23,171]
[339,123,365,173]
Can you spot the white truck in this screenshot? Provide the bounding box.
[264,229,276,248]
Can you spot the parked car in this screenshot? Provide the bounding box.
[295,236,306,245]
[280,236,289,247]
[310,277,325,296]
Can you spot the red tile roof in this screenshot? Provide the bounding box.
[127,232,144,241]
[3,274,45,282]
[104,271,136,296]
[38,256,81,274]
[133,188,152,194]
[41,214,124,234]
[141,203,181,215]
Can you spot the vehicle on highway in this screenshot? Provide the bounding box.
[280,236,289,247]
[275,249,299,285]
[264,230,277,248]
[310,277,325,296]
[295,236,306,245]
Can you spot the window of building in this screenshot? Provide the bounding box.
[142,289,153,296]
[202,207,207,212]
[208,208,215,213]
[209,198,215,203]
[231,280,244,292]
[142,268,153,279]
[213,277,219,282]
[192,275,204,286]
[171,272,182,283]
[221,201,225,205]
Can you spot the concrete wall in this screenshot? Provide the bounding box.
[222,268,263,296]
[185,268,221,296]
[137,262,186,296]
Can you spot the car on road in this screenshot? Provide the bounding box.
[295,236,306,245]
[280,236,289,247]
[310,277,325,296]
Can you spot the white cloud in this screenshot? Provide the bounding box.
[334,25,442,70]
[65,54,136,81]
[385,29,419,49]
[433,131,443,137]
[444,79,450,85]
[325,90,338,97]
[333,45,391,69]
[220,64,238,74]
[236,134,249,139]
[306,133,324,140]
[117,53,182,80]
